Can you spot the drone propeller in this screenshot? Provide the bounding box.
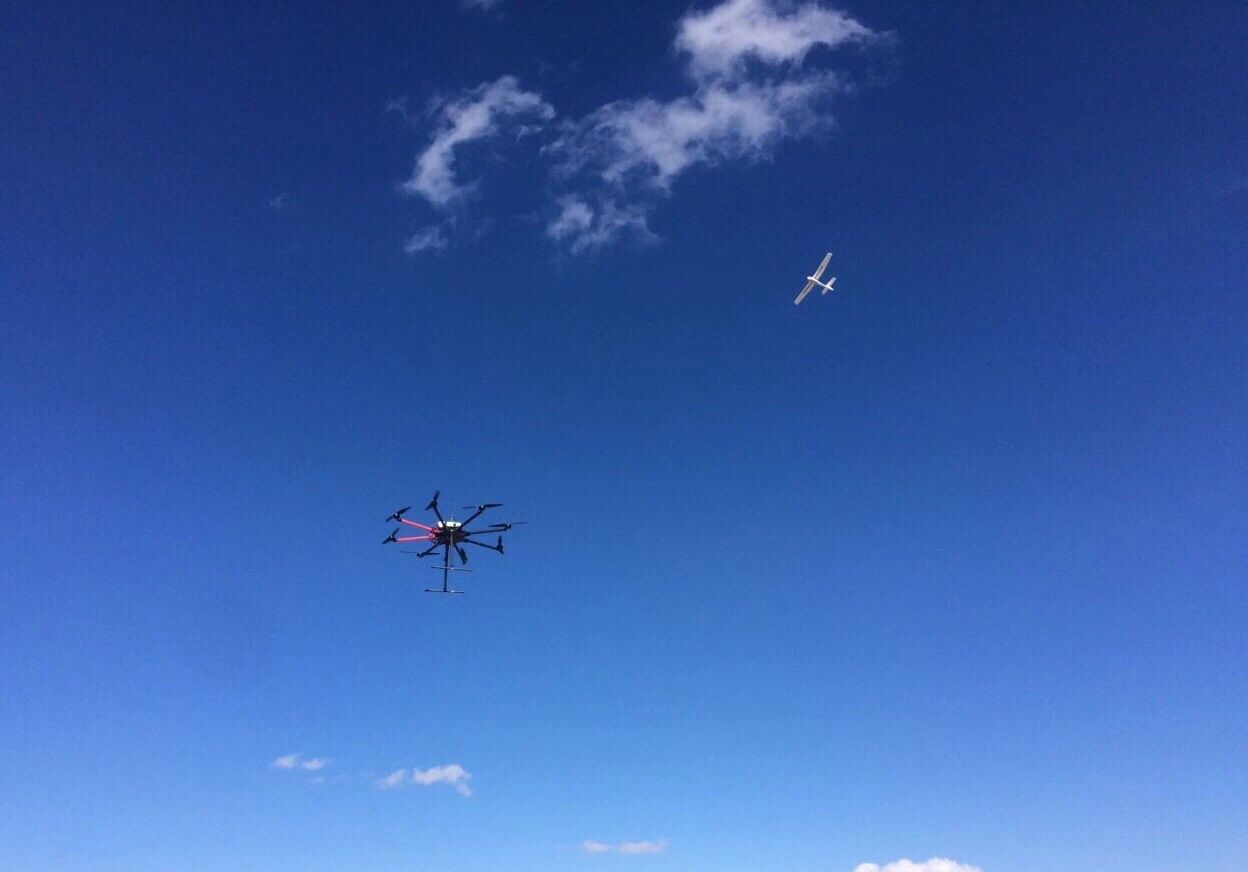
[485,521,527,531]
[496,535,504,554]
[386,506,412,523]
[382,528,398,544]
[425,491,440,510]
[461,502,503,510]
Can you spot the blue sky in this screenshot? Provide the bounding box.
[2,1,1246,870]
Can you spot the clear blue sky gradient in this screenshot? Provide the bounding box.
[2,2,1246,871]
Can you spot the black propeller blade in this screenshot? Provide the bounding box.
[386,506,411,522]
[486,521,527,531]
[496,536,504,554]
[461,502,503,510]
[382,528,398,544]
[425,490,440,510]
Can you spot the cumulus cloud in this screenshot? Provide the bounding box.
[401,76,553,208]
[271,753,329,772]
[854,859,983,872]
[582,839,668,855]
[376,764,473,796]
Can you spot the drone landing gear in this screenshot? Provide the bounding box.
[427,565,471,595]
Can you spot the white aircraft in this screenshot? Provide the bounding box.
[794,252,837,305]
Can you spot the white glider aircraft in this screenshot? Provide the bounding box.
[794,252,836,305]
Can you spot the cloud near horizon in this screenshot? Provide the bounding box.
[398,0,884,254]
[854,859,983,872]
[581,839,668,855]
[270,753,328,772]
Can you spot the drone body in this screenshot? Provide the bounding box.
[383,491,523,593]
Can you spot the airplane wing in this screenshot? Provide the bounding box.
[794,280,817,305]
[811,252,832,280]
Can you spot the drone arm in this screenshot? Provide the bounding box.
[427,495,445,524]
[399,518,433,530]
[395,535,434,543]
[461,537,504,553]
[460,506,494,526]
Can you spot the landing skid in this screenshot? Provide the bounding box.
[428,565,471,595]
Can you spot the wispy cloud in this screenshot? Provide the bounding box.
[401,76,553,208]
[459,0,502,9]
[582,839,668,855]
[375,768,409,790]
[268,193,289,210]
[270,753,329,772]
[375,763,473,796]
[395,0,884,254]
[675,0,876,79]
[404,224,450,254]
[854,860,983,872]
[547,195,656,254]
[618,840,668,855]
[412,763,473,796]
[544,0,880,251]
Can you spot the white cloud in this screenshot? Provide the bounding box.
[375,763,473,796]
[618,840,668,855]
[460,0,502,8]
[375,768,408,790]
[401,76,553,207]
[412,763,474,797]
[395,0,883,254]
[581,839,668,855]
[854,860,983,872]
[547,196,656,253]
[404,224,450,254]
[271,753,329,772]
[541,0,877,252]
[268,193,289,210]
[550,73,843,192]
[675,0,875,80]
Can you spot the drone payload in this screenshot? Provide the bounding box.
[382,491,524,594]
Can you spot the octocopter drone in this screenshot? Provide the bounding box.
[383,491,524,593]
